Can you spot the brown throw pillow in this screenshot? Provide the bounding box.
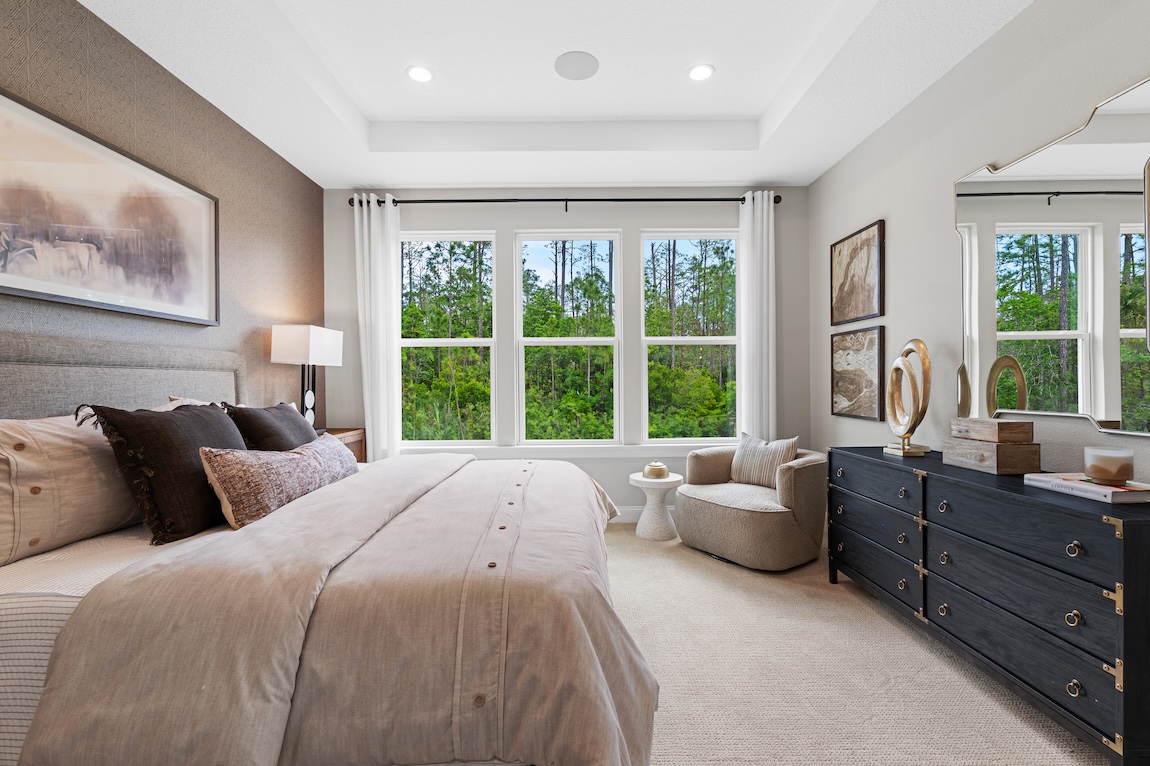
[83,404,248,544]
[224,402,317,451]
[730,433,798,489]
[200,434,359,529]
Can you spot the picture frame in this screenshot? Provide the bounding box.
[830,219,884,326]
[831,325,885,420]
[0,86,219,325]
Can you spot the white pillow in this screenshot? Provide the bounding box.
[0,415,141,566]
[729,433,798,489]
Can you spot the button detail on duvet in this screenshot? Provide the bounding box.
[487,562,497,568]
[13,442,25,451]
[28,538,40,547]
[29,486,41,495]
[474,695,486,707]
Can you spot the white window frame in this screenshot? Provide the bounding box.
[397,232,497,447]
[640,229,740,444]
[514,230,622,445]
[992,225,1093,414]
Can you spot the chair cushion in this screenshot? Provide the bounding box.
[676,481,788,513]
[730,433,797,489]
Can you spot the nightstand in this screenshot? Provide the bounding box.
[326,428,366,462]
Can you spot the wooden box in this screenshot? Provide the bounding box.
[950,418,1033,444]
[942,437,1041,475]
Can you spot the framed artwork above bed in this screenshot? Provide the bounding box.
[0,86,219,325]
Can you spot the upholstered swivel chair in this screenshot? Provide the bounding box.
[672,445,828,571]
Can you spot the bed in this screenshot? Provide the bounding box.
[0,332,657,766]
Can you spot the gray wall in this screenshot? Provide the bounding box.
[807,0,1150,454]
[0,0,325,417]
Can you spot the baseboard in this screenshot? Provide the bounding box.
[609,505,676,524]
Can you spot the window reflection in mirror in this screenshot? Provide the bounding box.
[957,76,1150,432]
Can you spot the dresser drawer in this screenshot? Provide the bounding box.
[927,526,1118,662]
[924,475,1118,588]
[927,577,1119,738]
[829,452,922,514]
[830,487,923,561]
[830,524,922,611]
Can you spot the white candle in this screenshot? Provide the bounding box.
[1084,447,1134,486]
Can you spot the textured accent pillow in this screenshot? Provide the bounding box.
[200,434,359,529]
[730,433,798,489]
[0,415,141,566]
[224,402,317,451]
[84,404,248,544]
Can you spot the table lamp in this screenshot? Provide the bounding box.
[270,324,343,425]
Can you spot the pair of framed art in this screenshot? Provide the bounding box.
[829,220,884,421]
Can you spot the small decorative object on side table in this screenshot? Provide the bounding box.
[629,470,683,541]
[325,428,366,463]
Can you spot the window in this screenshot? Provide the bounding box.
[519,236,617,441]
[994,230,1084,413]
[400,238,493,441]
[1119,229,1149,430]
[643,236,737,439]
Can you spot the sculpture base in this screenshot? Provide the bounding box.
[884,442,931,457]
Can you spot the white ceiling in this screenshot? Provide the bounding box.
[77,0,1034,190]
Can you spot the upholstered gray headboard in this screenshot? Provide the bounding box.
[0,333,248,419]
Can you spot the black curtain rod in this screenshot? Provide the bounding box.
[348,195,781,210]
[957,190,1141,206]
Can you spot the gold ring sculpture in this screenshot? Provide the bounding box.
[884,339,932,457]
[985,354,1027,416]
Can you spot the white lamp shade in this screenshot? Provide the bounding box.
[270,325,343,367]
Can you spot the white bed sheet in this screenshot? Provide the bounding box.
[0,524,226,766]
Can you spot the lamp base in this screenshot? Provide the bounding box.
[884,442,931,457]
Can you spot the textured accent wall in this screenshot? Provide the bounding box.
[0,0,324,416]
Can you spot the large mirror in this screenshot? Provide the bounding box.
[956,77,1150,433]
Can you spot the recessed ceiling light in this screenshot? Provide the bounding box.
[688,64,715,81]
[406,66,433,83]
[555,51,599,81]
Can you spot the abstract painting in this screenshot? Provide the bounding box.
[830,220,884,326]
[0,87,218,324]
[831,325,884,420]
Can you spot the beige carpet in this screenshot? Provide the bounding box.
[604,525,1107,766]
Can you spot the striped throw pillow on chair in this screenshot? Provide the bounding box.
[730,433,798,489]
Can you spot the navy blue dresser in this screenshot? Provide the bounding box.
[828,447,1150,765]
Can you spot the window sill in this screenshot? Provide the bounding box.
[398,441,735,460]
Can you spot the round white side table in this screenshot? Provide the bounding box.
[629,472,684,541]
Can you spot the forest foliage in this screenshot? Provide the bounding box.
[399,237,737,441]
[995,232,1149,430]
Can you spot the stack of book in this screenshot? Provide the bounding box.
[1024,472,1150,503]
[942,418,1040,475]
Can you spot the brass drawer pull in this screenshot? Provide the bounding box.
[939,551,950,565]
[836,543,844,553]
[898,487,907,499]
[836,467,844,478]
[897,578,907,591]
[938,500,949,513]
[1066,679,1082,699]
[1066,540,1082,558]
[836,505,844,515]
[1065,610,1082,628]
[897,533,907,544]
[937,603,949,617]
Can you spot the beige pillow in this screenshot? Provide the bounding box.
[0,415,141,566]
[200,434,359,529]
[730,433,798,489]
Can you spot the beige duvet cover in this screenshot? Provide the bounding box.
[21,455,657,766]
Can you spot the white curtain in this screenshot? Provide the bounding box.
[352,192,401,461]
[737,191,778,440]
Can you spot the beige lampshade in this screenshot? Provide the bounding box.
[270,325,343,367]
